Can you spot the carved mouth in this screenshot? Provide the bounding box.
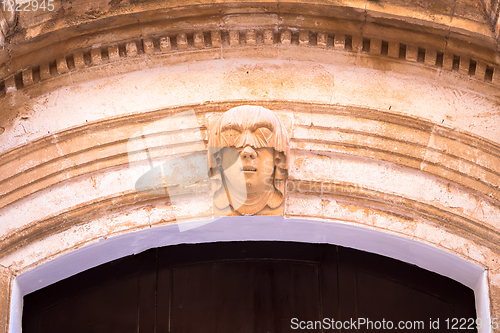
[242,166,257,172]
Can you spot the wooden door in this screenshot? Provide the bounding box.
[23,242,477,332]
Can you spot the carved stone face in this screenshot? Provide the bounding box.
[209,105,289,215]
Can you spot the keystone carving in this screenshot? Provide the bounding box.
[208,105,289,216]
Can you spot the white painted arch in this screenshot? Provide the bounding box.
[10,216,491,333]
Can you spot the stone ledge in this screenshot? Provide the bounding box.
[1,21,498,100]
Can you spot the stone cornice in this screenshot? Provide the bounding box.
[0,8,499,99]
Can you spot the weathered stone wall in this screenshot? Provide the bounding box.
[0,1,499,332]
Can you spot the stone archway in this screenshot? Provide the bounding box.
[11,216,487,332]
[21,239,479,333]
[1,0,500,331]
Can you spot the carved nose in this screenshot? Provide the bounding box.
[238,130,257,148]
[241,146,257,159]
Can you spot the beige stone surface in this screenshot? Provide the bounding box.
[74,52,85,68]
[0,0,499,327]
[229,30,239,46]
[211,30,221,47]
[406,45,418,61]
[491,269,500,325]
[126,42,138,56]
[22,69,33,87]
[108,44,120,60]
[0,266,12,333]
[160,36,171,52]
[263,29,274,45]
[388,41,400,58]
[333,34,344,49]
[193,33,205,48]
[1,56,498,155]
[246,30,257,45]
[281,30,291,45]
[91,48,102,64]
[143,38,155,54]
[39,63,50,81]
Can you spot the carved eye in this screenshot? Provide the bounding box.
[254,127,272,140]
[222,128,241,145]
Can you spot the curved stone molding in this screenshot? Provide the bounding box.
[1,102,498,212]
[0,185,212,258]
[0,101,499,271]
[0,175,498,260]
[285,179,500,253]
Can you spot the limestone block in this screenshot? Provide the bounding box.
[475,61,487,80]
[39,63,50,80]
[22,68,33,86]
[369,37,382,55]
[334,34,345,49]
[4,75,15,93]
[56,56,69,74]
[143,38,155,54]
[443,52,454,70]
[493,66,500,84]
[211,30,221,47]
[280,29,291,45]
[229,30,239,46]
[73,51,85,68]
[352,35,362,52]
[424,49,437,66]
[388,41,399,58]
[459,56,470,75]
[491,274,500,328]
[126,41,138,56]
[406,45,418,62]
[91,48,102,64]
[177,34,188,50]
[246,29,256,45]
[299,31,309,45]
[263,29,273,45]
[317,32,327,48]
[160,36,171,51]
[193,32,204,48]
[108,44,120,60]
[0,267,12,333]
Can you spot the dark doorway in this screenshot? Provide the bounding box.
[23,242,477,332]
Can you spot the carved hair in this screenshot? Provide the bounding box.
[209,105,289,154]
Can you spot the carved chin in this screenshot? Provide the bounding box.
[213,184,283,216]
[236,189,283,215]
